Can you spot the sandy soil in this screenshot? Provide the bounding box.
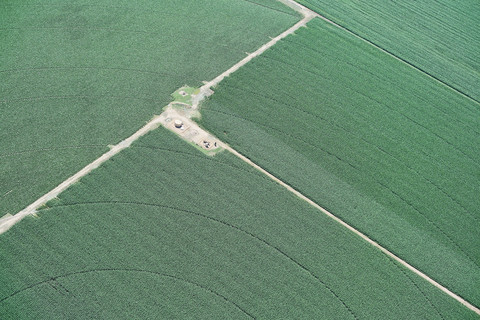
[159,105,225,155]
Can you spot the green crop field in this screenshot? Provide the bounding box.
[199,18,480,307]
[296,0,480,102]
[2,0,479,318]
[0,0,299,218]
[0,128,475,319]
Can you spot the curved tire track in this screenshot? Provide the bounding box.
[0,268,254,319]
[48,200,358,319]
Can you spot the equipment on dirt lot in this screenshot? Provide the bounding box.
[174,120,183,128]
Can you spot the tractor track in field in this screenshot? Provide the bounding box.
[1,0,479,316]
[0,268,255,319]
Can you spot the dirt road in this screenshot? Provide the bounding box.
[0,115,165,234]
[161,105,480,315]
[0,1,313,235]
[192,12,315,108]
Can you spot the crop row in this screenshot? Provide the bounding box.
[0,0,299,217]
[0,127,475,318]
[199,18,480,307]
[297,0,480,102]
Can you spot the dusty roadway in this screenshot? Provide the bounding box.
[0,1,314,235]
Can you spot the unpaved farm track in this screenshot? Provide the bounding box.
[280,0,480,106]
[0,4,314,234]
[225,146,480,315]
[1,0,479,316]
[0,116,164,234]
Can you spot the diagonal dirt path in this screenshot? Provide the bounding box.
[225,145,480,315]
[192,12,315,109]
[279,0,480,105]
[0,4,313,235]
[0,115,165,234]
[161,103,480,316]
